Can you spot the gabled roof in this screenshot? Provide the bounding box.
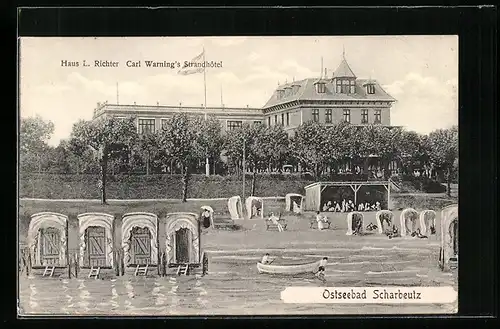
[333,58,356,78]
[262,78,396,108]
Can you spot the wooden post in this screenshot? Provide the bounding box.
[66,219,70,279]
[156,216,160,276]
[74,253,78,278]
[387,182,391,210]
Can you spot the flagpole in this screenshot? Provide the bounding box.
[203,47,209,177]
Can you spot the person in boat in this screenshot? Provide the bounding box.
[269,212,284,232]
[261,253,273,264]
[201,208,211,228]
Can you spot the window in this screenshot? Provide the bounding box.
[367,84,376,94]
[286,112,290,126]
[361,109,368,124]
[336,80,342,93]
[274,115,278,125]
[281,113,285,125]
[342,80,349,93]
[349,80,356,94]
[374,110,381,124]
[138,118,155,134]
[312,109,320,122]
[325,109,332,123]
[253,121,262,126]
[268,117,271,126]
[315,82,326,93]
[227,120,243,131]
[343,109,350,123]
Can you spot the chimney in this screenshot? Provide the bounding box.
[134,102,136,105]
[157,101,159,106]
[246,105,249,108]
[324,68,327,78]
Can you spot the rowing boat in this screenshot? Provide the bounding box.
[256,260,320,275]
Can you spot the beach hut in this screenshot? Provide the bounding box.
[439,204,458,271]
[399,208,419,237]
[200,206,214,228]
[121,212,158,276]
[245,196,264,219]
[27,212,69,277]
[77,213,114,278]
[419,210,437,236]
[346,212,364,236]
[165,212,201,275]
[285,193,304,214]
[375,210,394,234]
[228,196,244,220]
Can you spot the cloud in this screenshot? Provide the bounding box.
[247,51,261,62]
[384,72,458,134]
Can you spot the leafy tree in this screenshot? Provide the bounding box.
[133,132,162,175]
[69,116,138,204]
[398,130,432,176]
[290,121,330,179]
[224,123,260,195]
[159,113,204,202]
[19,116,55,173]
[260,124,290,173]
[428,126,458,196]
[197,115,224,175]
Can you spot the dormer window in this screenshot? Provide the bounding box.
[314,80,326,94]
[291,84,300,94]
[366,84,376,94]
[277,89,285,100]
[335,78,355,94]
[349,80,356,94]
[284,86,292,97]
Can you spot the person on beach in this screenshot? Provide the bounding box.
[269,212,284,232]
[201,209,211,228]
[316,257,328,282]
[316,211,327,231]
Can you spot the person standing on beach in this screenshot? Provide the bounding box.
[316,257,328,282]
[316,211,327,231]
[269,212,283,232]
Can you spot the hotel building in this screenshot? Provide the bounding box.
[92,56,396,137]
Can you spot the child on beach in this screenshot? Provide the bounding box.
[316,257,328,283]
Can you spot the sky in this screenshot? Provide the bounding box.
[19,36,458,146]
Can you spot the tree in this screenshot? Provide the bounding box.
[196,115,224,175]
[19,116,55,173]
[428,126,458,196]
[363,125,403,179]
[133,132,162,175]
[260,124,290,173]
[159,113,204,202]
[224,123,259,195]
[398,130,432,176]
[69,116,138,204]
[291,121,330,179]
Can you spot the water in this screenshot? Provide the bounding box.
[18,243,458,316]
